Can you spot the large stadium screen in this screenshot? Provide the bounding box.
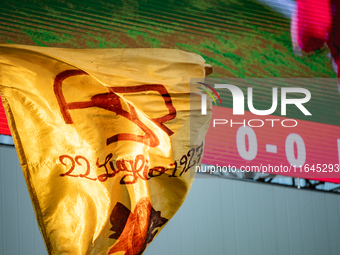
[0,0,339,182]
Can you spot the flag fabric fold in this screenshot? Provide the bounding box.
[0,44,212,255]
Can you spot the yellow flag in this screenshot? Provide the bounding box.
[0,44,212,255]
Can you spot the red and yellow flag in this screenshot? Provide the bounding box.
[0,44,212,255]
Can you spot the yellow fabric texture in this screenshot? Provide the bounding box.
[0,44,212,255]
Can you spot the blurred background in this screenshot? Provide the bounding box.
[1,0,340,254]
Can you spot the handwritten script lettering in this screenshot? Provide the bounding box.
[58,142,203,184]
[59,154,175,184]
